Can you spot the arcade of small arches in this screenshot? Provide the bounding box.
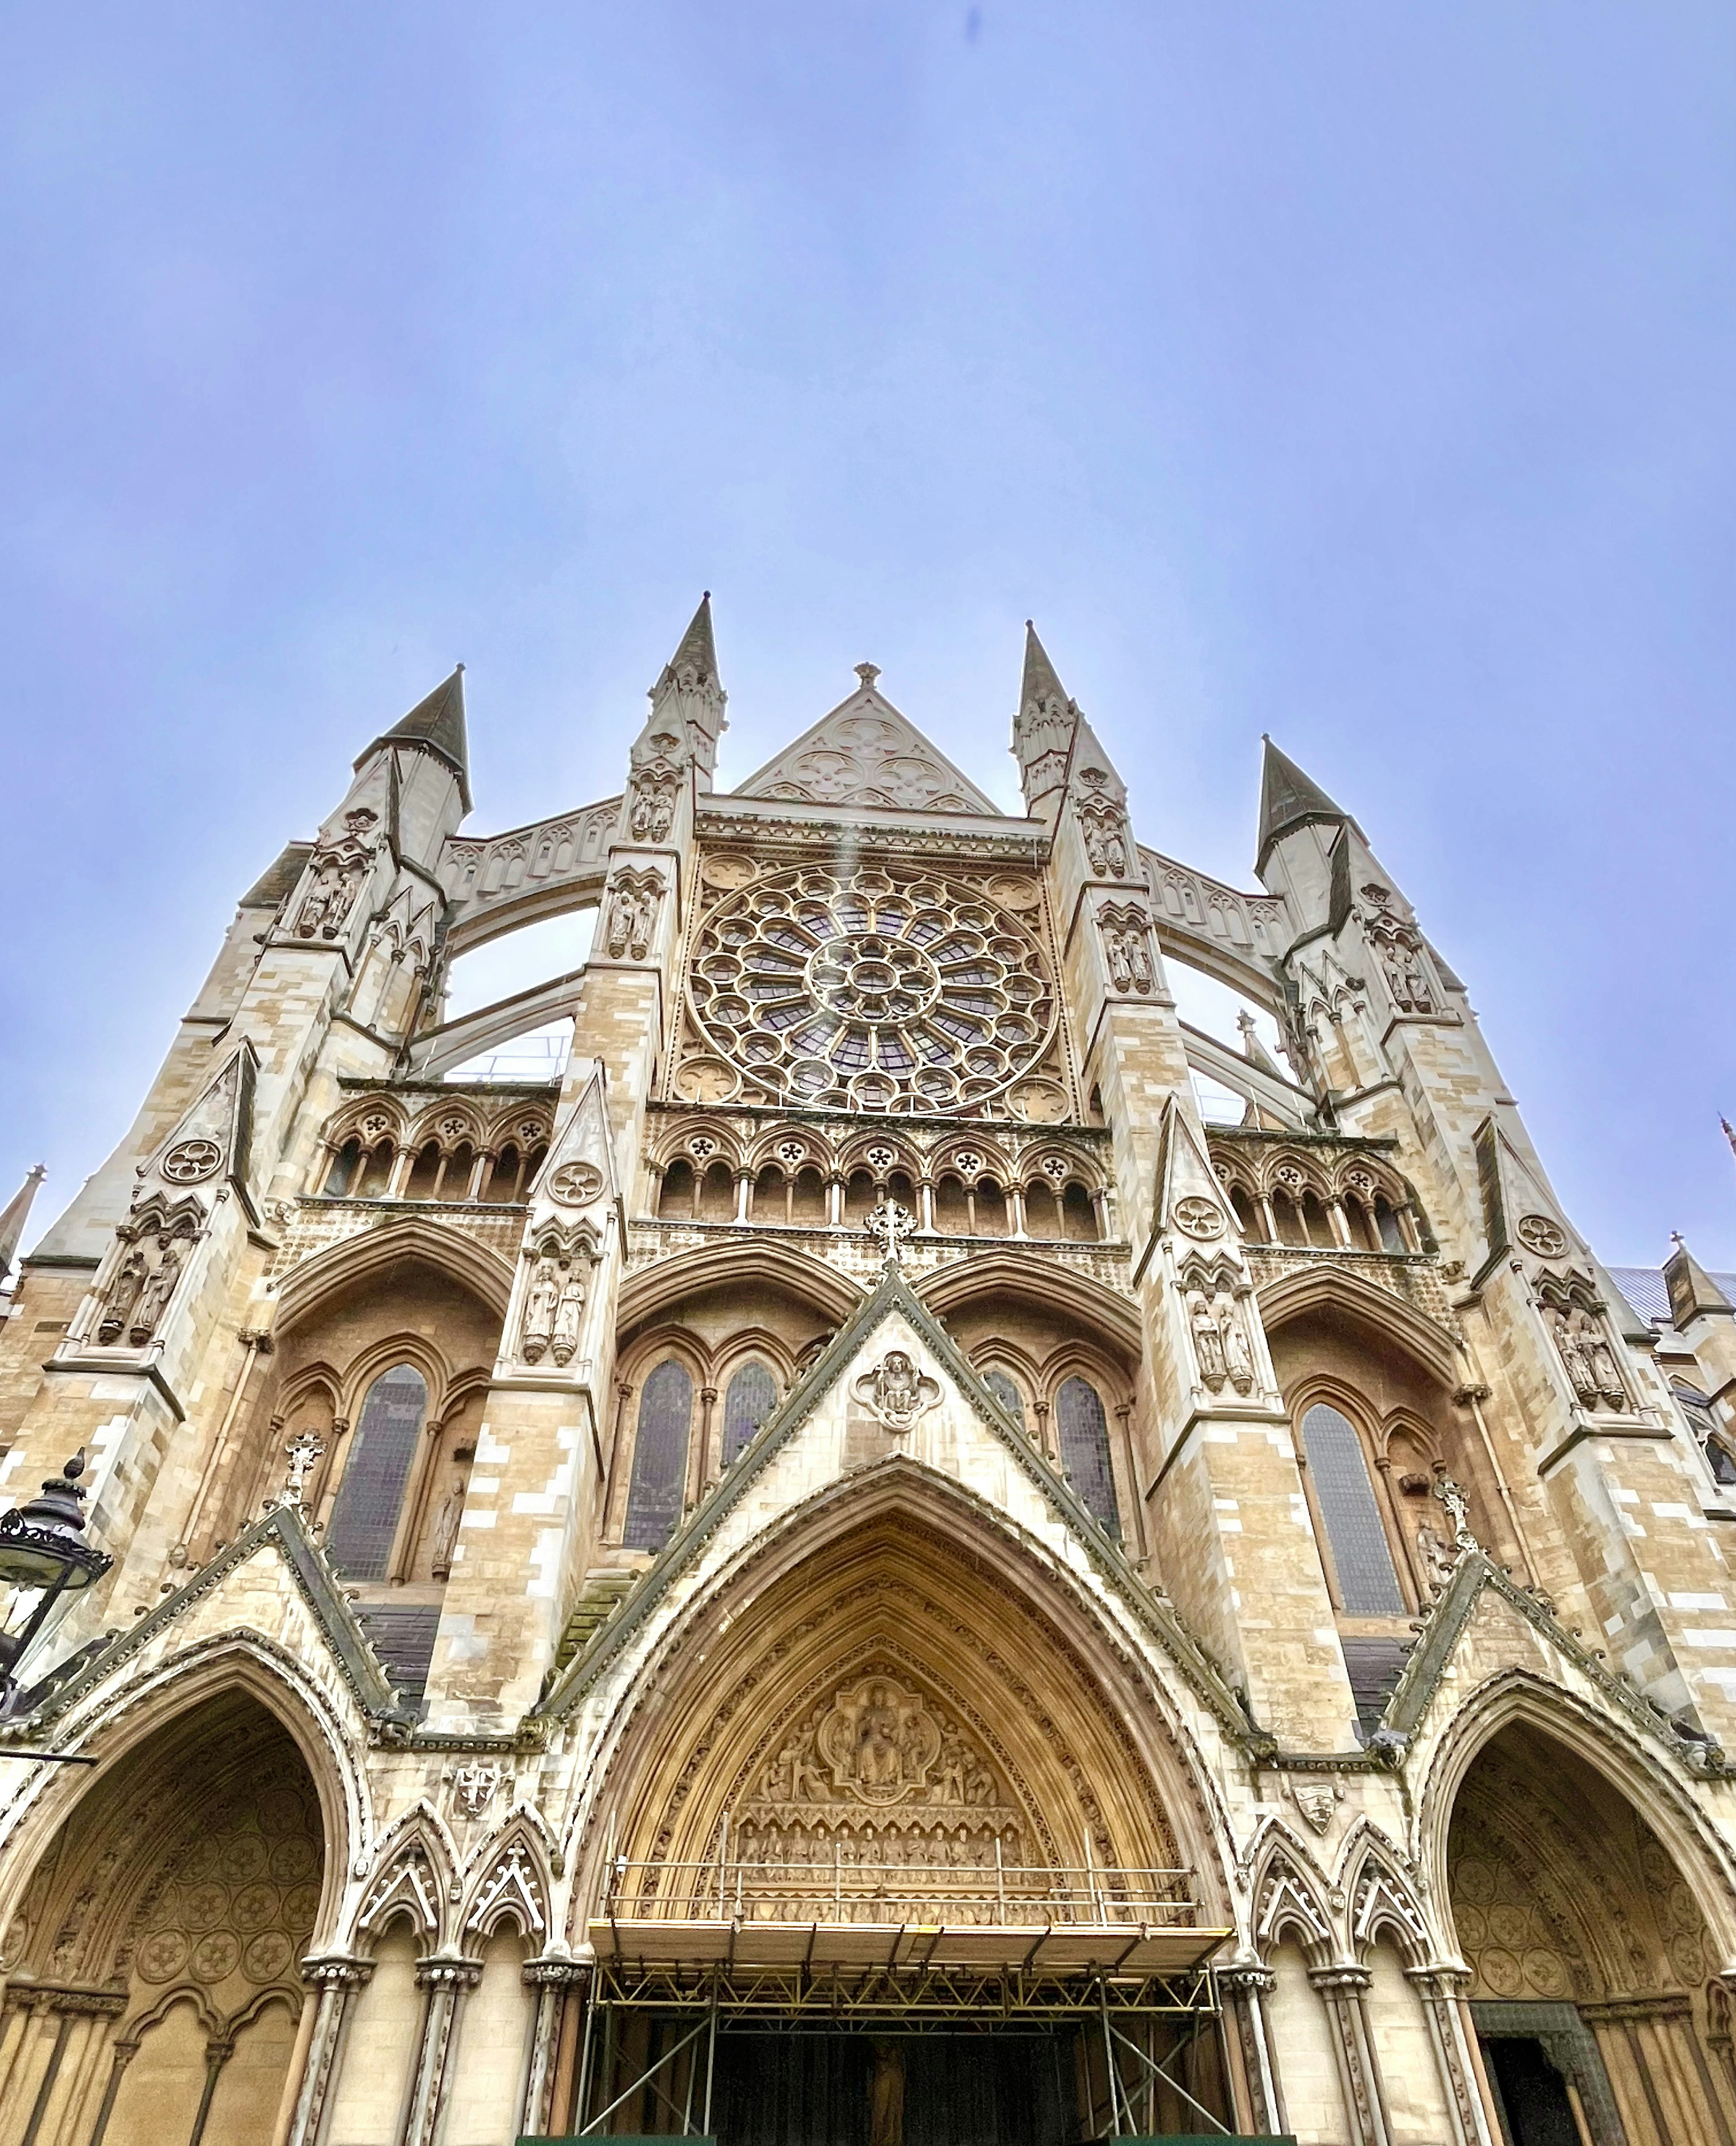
[313,1090,554,1207]
[1208,1132,1425,1257]
[649,1123,1112,1245]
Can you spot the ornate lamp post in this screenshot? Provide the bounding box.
[0,1453,113,1722]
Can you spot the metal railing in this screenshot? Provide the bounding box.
[602,1843,1198,1929]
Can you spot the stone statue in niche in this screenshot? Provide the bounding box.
[519,1258,560,1364]
[127,1240,184,1344]
[430,1474,466,1578]
[96,1245,150,1345]
[1081,807,1129,878]
[1215,1292,1256,1395]
[1189,1291,1227,1389]
[1101,919,1154,994]
[1546,1302,1626,1410]
[853,1349,940,1434]
[628,770,677,843]
[604,870,663,960]
[550,1267,586,1366]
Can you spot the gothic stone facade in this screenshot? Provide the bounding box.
[3,603,1736,2145]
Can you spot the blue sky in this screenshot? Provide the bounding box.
[4,2,1733,1262]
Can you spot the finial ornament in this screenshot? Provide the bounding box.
[276,1430,326,1510]
[1433,1472,1477,1554]
[854,662,881,689]
[867,1198,915,1264]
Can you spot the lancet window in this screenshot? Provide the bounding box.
[326,1364,429,1580]
[1056,1375,1118,1537]
[1298,1401,1406,1615]
[623,1359,694,1550]
[722,1359,780,1465]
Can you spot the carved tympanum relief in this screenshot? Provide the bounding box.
[680,860,1062,1117]
[732,1672,1026,1902]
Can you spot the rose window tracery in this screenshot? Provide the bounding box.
[685,864,1058,1114]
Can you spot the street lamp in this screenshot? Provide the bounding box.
[0,1453,113,1722]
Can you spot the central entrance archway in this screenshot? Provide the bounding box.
[563,1490,1236,2140]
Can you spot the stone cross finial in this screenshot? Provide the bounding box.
[281,1431,326,1508]
[867,1198,915,1265]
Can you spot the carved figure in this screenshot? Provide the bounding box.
[816,1677,941,1802]
[1581,1317,1628,1407]
[854,1350,940,1434]
[1216,1293,1256,1395]
[604,873,662,960]
[520,1259,559,1363]
[550,1269,585,1366]
[628,774,676,843]
[1103,923,1152,993]
[869,2040,905,2146]
[97,1245,149,1345]
[430,1475,465,1578]
[1416,1521,1457,1589]
[1083,813,1129,877]
[280,1430,325,1509]
[128,1240,183,1344]
[1189,1292,1227,1389]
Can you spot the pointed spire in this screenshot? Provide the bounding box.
[0,1165,46,1279]
[357,666,471,810]
[1665,1234,1735,1327]
[1013,620,1080,813]
[1019,619,1071,716]
[646,593,726,780]
[1257,736,1351,870]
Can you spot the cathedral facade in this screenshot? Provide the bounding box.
[2,600,1736,2145]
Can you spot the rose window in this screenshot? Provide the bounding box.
[686,864,1057,1113]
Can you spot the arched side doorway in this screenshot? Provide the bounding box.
[0,1692,326,2146]
[557,1495,1237,2144]
[1447,1718,1736,2146]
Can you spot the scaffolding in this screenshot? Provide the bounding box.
[564,1851,1236,2138]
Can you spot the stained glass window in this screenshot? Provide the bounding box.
[722,1361,779,1467]
[1300,1403,1405,1614]
[982,1369,1026,1432]
[1056,1377,1118,1538]
[326,1365,428,1580]
[623,1360,693,1551]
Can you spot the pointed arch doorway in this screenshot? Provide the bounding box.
[1447,1717,1736,2146]
[559,1495,1238,2141]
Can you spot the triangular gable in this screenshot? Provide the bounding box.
[11,1502,410,1737]
[538,1260,1249,1739]
[732,674,1002,817]
[524,1057,619,1241]
[1381,1548,1722,1775]
[134,1040,258,1225]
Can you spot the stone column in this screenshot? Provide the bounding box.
[1310,1965,1392,2146]
[1409,1968,1498,2146]
[283,1955,372,2146]
[520,1959,588,2139]
[403,1957,482,2146]
[1217,1965,1284,2138]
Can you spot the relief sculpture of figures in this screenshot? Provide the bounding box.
[853,1349,940,1433]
